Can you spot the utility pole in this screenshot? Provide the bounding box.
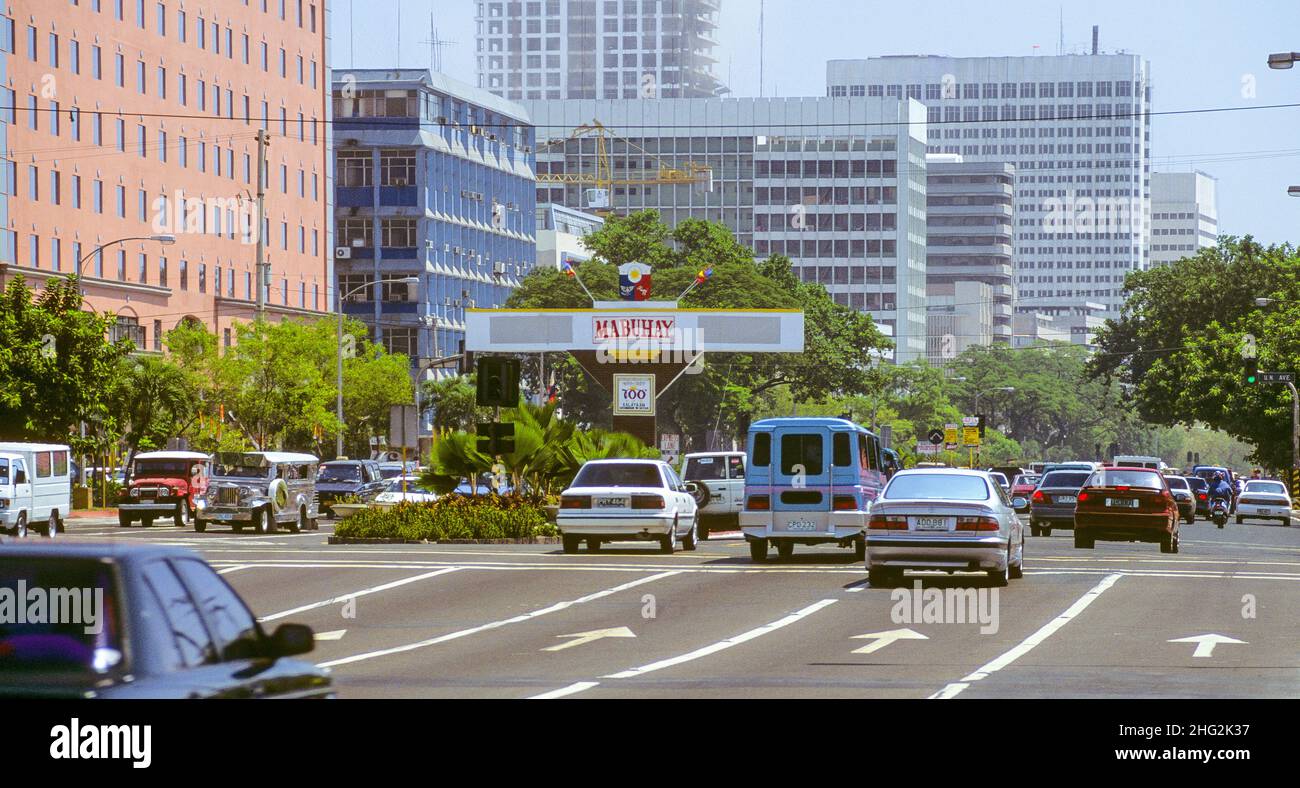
[1287,381,1299,472]
[254,129,270,320]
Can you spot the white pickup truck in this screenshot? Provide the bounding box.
[680,451,746,540]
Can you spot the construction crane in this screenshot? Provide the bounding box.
[536,120,713,214]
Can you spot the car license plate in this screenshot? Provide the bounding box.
[141,499,154,505]
[212,513,233,521]
[1105,498,1139,508]
[1057,495,1076,504]
[596,497,626,508]
[1257,508,1271,515]
[786,521,817,531]
[916,516,947,530]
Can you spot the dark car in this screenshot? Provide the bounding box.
[1029,469,1092,536]
[0,544,333,698]
[1073,467,1180,553]
[1165,474,1195,524]
[1186,475,1210,518]
[315,459,385,517]
[1191,465,1236,509]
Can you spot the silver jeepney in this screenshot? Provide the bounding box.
[197,451,321,534]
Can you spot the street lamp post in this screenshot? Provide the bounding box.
[76,235,177,280]
[335,276,420,459]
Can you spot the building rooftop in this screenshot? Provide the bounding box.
[331,68,531,123]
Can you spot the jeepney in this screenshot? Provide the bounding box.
[197,451,321,534]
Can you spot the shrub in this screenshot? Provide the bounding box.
[334,494,557,540]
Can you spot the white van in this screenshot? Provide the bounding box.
[0,442,73,538]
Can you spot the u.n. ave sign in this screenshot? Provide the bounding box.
[465,307,805,353]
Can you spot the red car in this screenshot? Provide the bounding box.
[1010,473,1041,498]
[1073,466,1179,553]
[117,450,211,528]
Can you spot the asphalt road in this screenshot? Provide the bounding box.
[43,513,1300,699]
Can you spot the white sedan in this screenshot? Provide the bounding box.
[865,468,1025,587]
[372,476,438,508]
[1235,480,1293,525]
[557,459,699,554]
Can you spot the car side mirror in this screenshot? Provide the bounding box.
[268,623,315,658]
[1011,496,1029,513]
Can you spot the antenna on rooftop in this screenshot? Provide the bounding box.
[420,6,457,73]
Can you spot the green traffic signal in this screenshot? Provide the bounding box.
[1245,358,1258,385]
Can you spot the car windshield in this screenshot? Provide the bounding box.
[385,478,432,494]
[1087,470,1164,489]
[683,456,730,481]
[133,460,193,477]
[318,465,361,483]
[1040,471,1090,489]
[572,463,664,488]
[1245,481,1287,496]
[0,558,123,676]
[214,464,268,478]
[1165,476,1189,489]
[379,466,406,479]
[884,473,990,500]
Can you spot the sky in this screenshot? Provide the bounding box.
[335,0,1300,246]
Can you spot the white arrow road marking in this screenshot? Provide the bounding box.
[259,566,464,623]
[851,628,929,654]
[314,629,347,641]
[1168,634,1247,658]
[319,571,680,669]
[543,627,636,652]
[930,573,1122,699]
[528,598,838,699]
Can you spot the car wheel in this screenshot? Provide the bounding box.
[854,535,866,561]
[1009,540,1024,579]
[118,512,132,528]
[45,511,59,538]
[868,567,898,588]
[174,502,190,528]
[287,507,304,534]
[252,508,271,535]
[697,517,710,541]
[1030,524,1042,537]
[681,520,698,551]
[586,537,601,552]
[1043,527,1053,537]
[1074,531,1094,549]
[748,538,768,562]
[658,530,675,554]
[194,516,207,533]
[776,540,794,561]
[1235,515,1243,524]
[987,553,1010,587]
[141,516,154,528]
[14,513,27,539]
[1172,532,1180,553]
[1160,532,1174,554]
[562,534,581,554]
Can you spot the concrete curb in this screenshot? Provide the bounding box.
[327,536,562,545]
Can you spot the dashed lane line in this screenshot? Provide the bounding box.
[316,571,681,670]
[928,573,1123,700]
[258,567,465,623]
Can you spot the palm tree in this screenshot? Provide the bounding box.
[110,356,199,470]
[420,431,492,495]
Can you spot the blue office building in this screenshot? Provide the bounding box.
[331,69,536,377]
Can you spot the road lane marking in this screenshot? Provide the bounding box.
[217,565,249,574]
[532,681,601,699]
[851,628,929,654]
[315,629,347,641]
[1168,633,1247,658]
[543,627,636,652]
[929,572,1122,699]
[317,571,681,669]
[258,567,465,623]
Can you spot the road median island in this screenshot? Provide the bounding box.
[329,495,558,544]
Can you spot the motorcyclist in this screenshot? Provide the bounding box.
[1209,471,1234,512]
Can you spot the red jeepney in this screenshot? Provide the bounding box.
[118,450,212,528]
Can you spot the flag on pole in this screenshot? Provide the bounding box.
[695,266,714,284]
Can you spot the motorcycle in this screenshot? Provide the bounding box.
[1210,498,1230,529]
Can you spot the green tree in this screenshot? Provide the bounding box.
[0,275,129,449]
[107,355,200,465]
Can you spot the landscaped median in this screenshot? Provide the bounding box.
[329,494,559,544]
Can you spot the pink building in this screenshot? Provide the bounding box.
[1,0,332,349]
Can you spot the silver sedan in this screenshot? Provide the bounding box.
[865,468,1025,587]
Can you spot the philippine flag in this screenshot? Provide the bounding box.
[618,262,653,301]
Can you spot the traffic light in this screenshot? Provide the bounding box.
[458,339,475,376]
[476,422,515,455]
[476,356,520,407]
[1245,357,1258,385]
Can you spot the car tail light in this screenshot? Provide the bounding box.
[1032,490,1048,504]
[560,496,590,509]
[868,515,907,530]
[631,494,664,509]
[746,494,770,511]
[1078,491,1089,502]
[1115,485,1130,491]
[1198,493,1207,501]
[955,516,1000,531]
[832,495,857,511]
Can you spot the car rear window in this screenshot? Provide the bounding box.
[1013,475,1040,487]
[1087,470,1164,489]
[1245,481,1287,496]
[1165,476,1189,489]
[1186,477,1207,491]
[683,455,730,481]
[884,473,990,500]
[0,558,123,676]
[573,463,663,488]
[318,465,361,483]
[1040,471,1090,488]
[780,434,823,476]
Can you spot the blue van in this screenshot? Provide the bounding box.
[740,417,887,562]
